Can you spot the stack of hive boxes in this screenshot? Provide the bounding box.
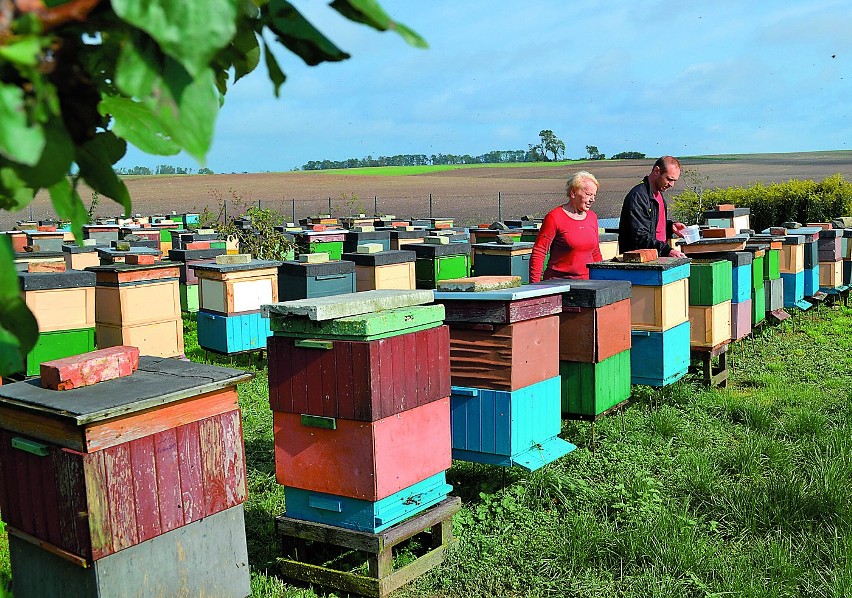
[777,234,808,308]
[82,224,120,245]
[62,241,101,270]
[701,250,754,339]
[278,253,357,300]
[704,205,751,233]
[90,261,184,357]
[0,350,252,597]
[432,278,575,470]
[342,244,417,291]
[404,237,471,289]
[265,290,453,532]
[843,227,852,286]
[167,243,226,313]
[296,227,347,260]
[471,241,535,283]
[19,270,96,376]
[741,242,766,323]
[545,280,633,419]
[688,260,733,348]
[194,255,281,354]
[589,257,691,387]
[815,225,846,293]
[755,238,785,314]
[783,227,821,297]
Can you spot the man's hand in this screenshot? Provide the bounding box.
[669,249,686,258]
[672,222,687,238]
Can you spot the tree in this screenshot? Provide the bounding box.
[538,129,566,161]
[585,145,605,160]
[610,151,647,160]
[0,1,426,375]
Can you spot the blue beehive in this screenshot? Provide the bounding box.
[449,376,575,470]
[781,271,805,308]
[283,472,451,534]
[630,320,691,387]
[197,310,272,353]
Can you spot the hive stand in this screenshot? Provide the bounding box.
[690,342,729,387]
[276,496,460,598]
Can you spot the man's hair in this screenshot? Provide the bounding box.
[653,156,681,174]
[565,170,600,196]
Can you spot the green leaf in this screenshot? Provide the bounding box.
[231,22,261,83]
[0,163,35,211]
[0,242,38,376]
[265,1,350,66]
[99,96,181,155]
[114,33,162,99]
[48,179,88,244]
[75,132,131,214]
[15,117,75,189]
[262,41,287,97]
[0,84,46,166]
[112,0,240,78]
[330,0,428,48]
[0,35,41,66]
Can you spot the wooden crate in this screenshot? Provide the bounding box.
[195,261,280,315]
[731,299,752,341]
[819,260,844,289]
[96,318,184,358]
[630,320,690,387]
[0,358,251,562]
[277,496,459,598]
[273,399,451,501]
[197,310,272,354]
[24,327,95,377]
[268,325,450,421]
[278,259,356,301]
[21,271,96,332]
[559,349,631,418]
[689,302,732,348]
[448,315,560,391]
[688,259,733,307]
[449,376,573,470]
[8,505,250,598]
[631,279,689,332]
[283,472,451,533]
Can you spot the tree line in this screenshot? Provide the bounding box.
[114,165,215,175]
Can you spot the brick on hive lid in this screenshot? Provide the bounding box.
[716,204,737,211]
[28,260,66,273]
[298,252,330,263]
[310,224,327,232]
[619,249,658,263]
[769,227,787,236]
[196,228,216,235]
[216,253,251,265]
[424,235,450,245]
[806,222,832,230]
[356,243,384,254]
[40,346,140,390]
[125,253,156,265]
[701,227,736,238]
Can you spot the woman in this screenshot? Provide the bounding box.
[529,171,603,282]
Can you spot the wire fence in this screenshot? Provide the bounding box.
[2,189,627,230]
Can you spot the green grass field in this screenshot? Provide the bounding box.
[2,303,851,597]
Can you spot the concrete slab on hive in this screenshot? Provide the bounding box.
[263,289,434,321]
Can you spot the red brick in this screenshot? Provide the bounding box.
[40,346,141,391]
[125,253,156,265]
[184,241,212,250]
[310,224,327,231]
[701,228,735,238]
[769,227,787,236]
[716,204,736,211]
[621,249,658,263]
[28,261,67,273]
[37,225,57,232]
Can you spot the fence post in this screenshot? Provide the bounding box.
[328,197,332,216]
[292,199,296,224]
[257,198,261,210]
[29,204,33,221]
[374,196,378,216]
[498,191,502,223]
[429,193,433,218]
[224,198,227,223]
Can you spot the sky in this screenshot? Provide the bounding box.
[116,1,852,174]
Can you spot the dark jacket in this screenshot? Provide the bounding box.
[618,176,675,256]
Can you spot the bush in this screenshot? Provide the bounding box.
[670,174,852,231]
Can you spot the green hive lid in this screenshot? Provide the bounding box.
[263,289,434,321]
[270,304,445,340]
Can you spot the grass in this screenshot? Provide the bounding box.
[1,304,851,597]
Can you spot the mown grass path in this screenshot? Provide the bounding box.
[2,304,850,597]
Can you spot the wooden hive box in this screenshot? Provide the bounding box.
[82,224,119,244]
[731,299,752,341]
[14,251,64,273]
[704,207,750,232]
[817,228,843,262]
[282,471,451,534]
[699,251,753,303]
[96,246,161,265]
[449,376,574,470]
[194,259,280,315]
[536,279,632,363]
[763,248,781,279]
[342,230,392,253]
[295,230,346,260]
[559,349,631,418]
[804,265,820,297]
[196,310,272,354]
[277,258,356,301]
[273,398,451,502]
[765,277,784,311]
[387,228,427,250]
[468,229,522,245]
[8,230,28,252]
[844,229,852,260]
[629,279,689,331]
[448,315,560,391]
[780,271,805,307]
[779,236,805,273]
[433,282,564,324]
[630,320,690,387]
[119,228,161,243]
[342,249,417,291]
[471,242,534,282]
[404,242,471,289]
[20,271,95,333]
[24,328,95,378]
[819,260,844,289]
[689,301,732,348]
[752,287,766,324]
[688,259,733,307]
[62,244,101,271]
[0,358,251,565]
[26,231,65,252]
[268,321,449,421]
[599,232,619,261]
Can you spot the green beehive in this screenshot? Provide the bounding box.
[302,240,343,261]
[752,255,765,289]
[752,287,766,324]
[415,254,470,288]
[764,249,780,280]
[25,327,95,377]
[688,259,733,306]
[559,349,631,418]
[180,283,199,312]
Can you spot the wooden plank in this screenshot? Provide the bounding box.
[153,428,184,533]
[0,405,83,452]
[83,450,114,559]
[279,558,381,597]
[129,435,163,543]
[103,442,139,551]
[379,544,449,597]
[200,415,227,516]
[221,409,247,507]
[176,421,204,524]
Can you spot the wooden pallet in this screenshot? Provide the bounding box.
[690,343,729,387]
[276,496,460,597]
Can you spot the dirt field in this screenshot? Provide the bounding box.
[8,151,852,229]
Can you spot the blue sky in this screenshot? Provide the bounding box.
[117,1,852,173]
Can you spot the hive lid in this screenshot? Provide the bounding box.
[0,357,252,425]
[191,259,282,273]
[263,289,434,321]
[433,281,572,302]
[535,279,632,307]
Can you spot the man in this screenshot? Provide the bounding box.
[618,156,687,258]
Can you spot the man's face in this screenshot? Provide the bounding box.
[652,165,680,193]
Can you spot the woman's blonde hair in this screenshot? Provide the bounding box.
[565,171,599,196]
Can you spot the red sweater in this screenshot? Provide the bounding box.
[529,206,602,281]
